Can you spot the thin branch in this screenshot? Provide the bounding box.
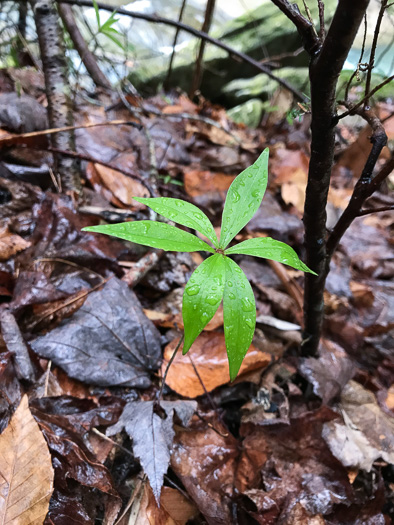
[34,145,157,196]
[0,119,141,147]
[189,0,216,97]
[156,335,184,404]
[317,0,325,41]
[326,106,388,260]
[58,3,111,89]
[57,0,307,102]
[344,14,368,103]
[358,205,394,216]
[270,0,321,55]
[364,0,388,106]
[336,73,394,122]
[164,0,187,90]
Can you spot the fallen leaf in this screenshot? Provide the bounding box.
[86,162,148,208]
[30,396,121,520]
[0,222,30,261]
[237,408,352,521]
[1,310,35,381]
[0,395,54,523]
[133,484,198,525]
[299,339,354,404]
[171,416,239,525]
[107,399,196,502]
[162,332,272,398]
[0,352,22,433]
[323,380,394,471]
[31,278,161,388]
[183,169,235,197]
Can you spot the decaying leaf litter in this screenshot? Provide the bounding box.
[0,71,393,524]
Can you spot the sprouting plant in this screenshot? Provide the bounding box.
[92,0,124,50]
[82,149,316,380]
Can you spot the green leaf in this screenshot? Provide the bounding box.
[100,14,119,32]
[225,237,316,274]
[82,221,215,253]
[102,30,124,50]
[92,0,100,27]
[134,197,218,248]
[219,148,269,249]
[222,257,256,381]
[182,254,225,355]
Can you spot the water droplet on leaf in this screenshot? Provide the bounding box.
[232,191,240,202]
[241,298,254,312]
[186,285,200,296]
[206,295,219,306]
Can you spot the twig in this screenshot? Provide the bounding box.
[92,428,134,457]
[156,335,184,404]
[364,0,388,106]
[358,205,394,216]
[336,74,394,122]
[164,0,188,90]
[317,0,325,41]
[122,250,162,287]
[344,14,368,103]
[270,0,321,55]
[56,0,307,102]
[326,106,388,261]
[28,144,156,197]
[0,119,141,147]
[58,3,111,89]
[189,0,216,97]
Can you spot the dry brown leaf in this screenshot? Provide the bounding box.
[162,332,271,397]
[183,169,235,197]
[0,223,31,261]
[0,395,54,524]
[86,162,148,208]
[323,381,394,471]
[133,484,198,525]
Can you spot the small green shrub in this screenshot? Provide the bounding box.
[83,149,315,379]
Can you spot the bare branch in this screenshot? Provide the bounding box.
[364,0,389,106]
[58,3,111,89]
[326,106,388,260]
[317,0,325,41]
[57,0,307,102]
[358,205,394,216]
[270,0,321,55]
[336,73,394,122]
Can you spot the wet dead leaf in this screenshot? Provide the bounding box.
[85,162,148,208]
[183,169,235,197]
[162,333,272,398]
[133,484,198,525]
[107,400,196,502]
[171,416,239,525]
[0,222,31,261]
[31,278,161,388]
[299,339,354,404]
[323,380,394,471]
[0,395,54,524]
[237,408,352,521]
[1,310,35,381]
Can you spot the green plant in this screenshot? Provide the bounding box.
[92,0,124,50]
[82,149,315,379]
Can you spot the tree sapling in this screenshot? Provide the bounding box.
[83,149,316,379]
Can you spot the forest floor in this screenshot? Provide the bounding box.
[0,67,394,524]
